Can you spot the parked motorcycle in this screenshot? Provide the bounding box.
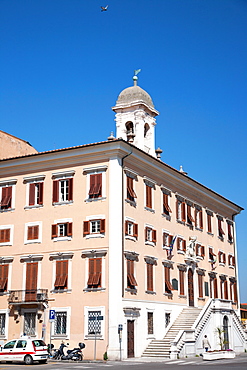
[53,342,68,360]
[54,342,85,361]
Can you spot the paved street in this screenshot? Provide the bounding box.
[0,354,246,370]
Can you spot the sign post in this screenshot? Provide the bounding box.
[49,310,55,357]
[89,315,104,360]
[118,324,123,361]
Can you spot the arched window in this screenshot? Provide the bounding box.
[144,123,150,138]
[223,316,229,349]
[126,122,134,134]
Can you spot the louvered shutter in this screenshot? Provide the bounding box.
[179,270,184,295]
[152,229,156,243]
[38,182,44,205]
[146,185,152,208]
[201,246,205,257]
[83,221,90,236]
[177,238,180,250]
[133,223,138,239]
[147,263,153,292]
[207,214,212,233]
[1,187,12,208]
[94,258,101,286]
[100,219,105,233]
[199,209,203,229]
[25,262,38,301]
[182,239,186,252]
[87,258,95,286]
[29,184,36,206]
[224,280,228,300]
[51,224,57,239]
[165,266,173,292]
[176,199,179,220]
[181,202,186,222]
[68,178,73,201]
[125,221,129,235]
[0,264,8,291]
[53,180,59,203]
[198,274,203,298]
[127,260,137,287]
[67,223,73,237]
[145,227,148,241]
[163,193,171,213]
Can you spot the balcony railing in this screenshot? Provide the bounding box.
[8,289,48,304]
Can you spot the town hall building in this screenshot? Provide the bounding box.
[0,75,246,360]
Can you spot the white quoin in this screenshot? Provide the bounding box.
[112,83,159,157]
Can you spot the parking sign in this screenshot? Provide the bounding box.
[49,309,55,321]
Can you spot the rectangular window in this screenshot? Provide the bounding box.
[208,247,216,262]
[54,311,67,335]
[87,258,102,288]
[53,178,73,203]
[127,259,137,289]
[0,313,6,336]
[147,312,153,335]
[163,193,172,216]
[0,229,10,244]
[146,263,153,292]
[54,260,68,290]
[195,244,205,258]
[227,222,233,243]
[29,183,43,206]
[0,186,12,210]
[27,225,39,240]
[164,266,173,294]
[187,204,194,226]
[177,237,186,253]
[179,269,185,296]
[24,312,36,336]
[0,265,9,292]
[126,176,137,202]
[83,219,105,236]
[198,274,203,298]
[207,212,213,233]
[89,174,102,199]
[52,223,72,239]
[176,199,186,222]
[88,311,102,335]
[218,251,226,265]
[145,184,152,209]
[217,217,225,239]
[145,227,156,244]
[228,254,235,267]
[195,207,203,229]
[163,233,173,248]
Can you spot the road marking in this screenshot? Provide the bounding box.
[166,360,185,364]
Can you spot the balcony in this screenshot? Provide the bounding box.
[8,289,48,304]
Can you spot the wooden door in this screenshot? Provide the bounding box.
[25,262,38,302]
[127,320,135,358]
[188,268,194,307]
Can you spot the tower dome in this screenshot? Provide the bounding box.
[115,85,155,109]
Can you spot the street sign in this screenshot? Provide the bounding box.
[49,309,55,321]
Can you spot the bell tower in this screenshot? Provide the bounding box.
[112,72,159,157]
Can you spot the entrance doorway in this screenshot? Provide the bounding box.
[127,320,135,358]
[223,316,229,349]
[188,268,194,307]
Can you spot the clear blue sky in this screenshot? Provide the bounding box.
[1,0,246,301]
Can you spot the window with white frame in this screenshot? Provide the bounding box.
[217,215,225,240]
[50,252,73,292]
[51,219,73,240]
[0,180,16,211]
[195,243,205,258]
[52,171,75,205]
[206,210,213,234]
[84,306,105,338]
[0,312,6,336]
[81,250,107,291]
[218,250,226,265]
[145,225,156,246]
[24,175,45,208]
[125,218,138,240]
[83,215,106,238]
[51,307,71,338]
[0,225,13,246]
[24,222,42,244]
[176,236,186,254]
[227,221,234,243]
[186,201,194,226]
[195,205,203,230]
[83,166,107,201]
[161,188,172,218]
[23,311,36,336]
[176,195,186,223]
[163,231,173,249]
[144,177,156,212]
[228,254,235,268]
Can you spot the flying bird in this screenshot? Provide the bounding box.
[101,5,108,12]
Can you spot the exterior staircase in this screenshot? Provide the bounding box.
[142,307,201,358]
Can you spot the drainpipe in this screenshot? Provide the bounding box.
[121,149,133,297]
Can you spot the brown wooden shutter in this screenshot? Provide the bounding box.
[67,222,73,237]
[182,239,186,252]
[25,262,38,301]
[133,223,138,239]
[168,235,173,246]
[125,221,129,235]
[214,276,218,298]
[87,258,95,286]
[176,199,179,220]
[163,193,172,213]
[179,270,184,295]
[53,180,59,203]
[51,224,57,239]
[0,264,8,291]
[83,221,90,236]
[207,214,212,233]
[165,266,173,292]
[177,237,180,250]
[232,256,235,266]
[95,173,102,197]
[146,185,152,208]
[100,219,105,233]
[68,178,73,201]
[224,280,228,300]
[181,202,186,222]
[152,229,157,243]
[38,182,44,205]
[54,260,68,289]
[127,176,137,199]
[29,184,36,206]
[147,263,153,292]
[127,260,137,288]
[198,274,203,298]
[201,245,205,257]
[195,244,199,256]
[145,227,148,241]
[199,209,203,229]
[0,229,10,243]
[1,187,12,208]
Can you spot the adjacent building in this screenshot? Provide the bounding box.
[0,77,246,359]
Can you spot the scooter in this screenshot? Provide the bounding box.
[53,342,68,360]
[61,342,85,361]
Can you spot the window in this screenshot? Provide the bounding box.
[220,276,228,300]
[195,206,203,230]
[144,177,156,211]
[0,186,12,210]
[227,222,233,243]
[53,178,73,204]
[176,197,186,223]
[28,182,43,206]
[146,263,154,292]
[88,311,102,335]
[55,311,67,335]
[83,219,105,237]
[162,191,172,217]
[125,220,138,240]
[177,237,186,253]
[206,210,213,234]
[229,278,238,304]
[89,173,102,199]
[87,258,102,289]
[178,267,185,296]
[208,247,216,262]
[186,203,194,226]
[218,251,226,265]
[54,260,68,290]
[163,232,173,249]
[0,313,6,336]
[209,273,218,299]
[197,270,205,298]
[217,216,225,239]
[146,184,152,209]
[52,222,72,239]
[126,176,137,202]
[25,222,42,244]
[195,244,205,258]
[145,226,156,245]
[0,264,9,292]
[147,312,153,335]
[228,254,235,268]
[24,312,36,336]
[127,259,137,290]
[0,229,10,244]
[164,264,174,294]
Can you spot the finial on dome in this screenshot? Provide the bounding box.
[133,69,141,86]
